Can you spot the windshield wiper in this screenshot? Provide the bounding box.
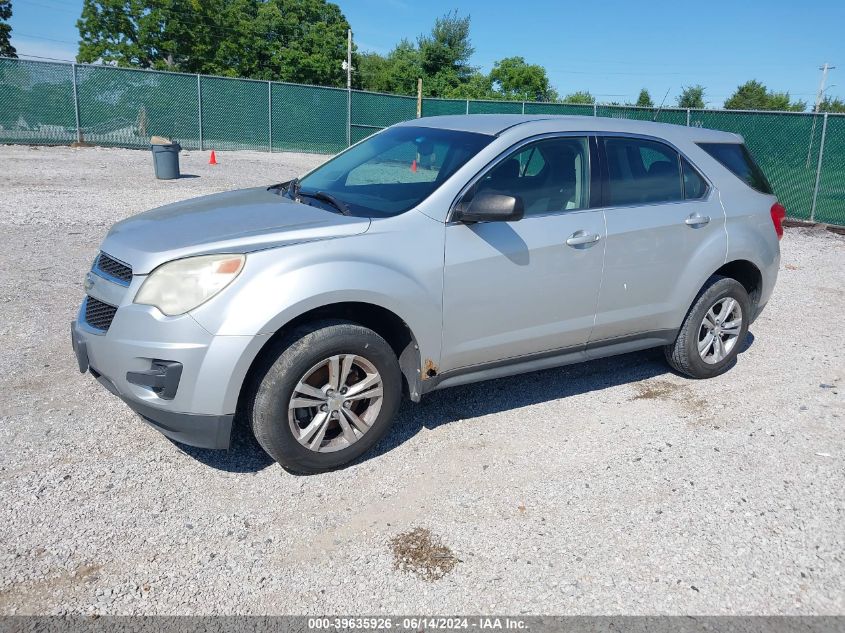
[274,178,351,216]
[268,177,300,197]
[300,190,351,216]
[287,178,301,198]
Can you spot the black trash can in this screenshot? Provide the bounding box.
[150,140,182,180]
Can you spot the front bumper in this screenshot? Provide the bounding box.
[72,319,234,449]
[71,300,266,450]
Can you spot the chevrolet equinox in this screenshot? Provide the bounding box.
[71,115,784,473]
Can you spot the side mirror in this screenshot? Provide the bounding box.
[455,191,524,223]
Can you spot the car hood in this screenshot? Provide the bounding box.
[100,186,371,274]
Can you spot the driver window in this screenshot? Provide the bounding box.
[474,137,589,216]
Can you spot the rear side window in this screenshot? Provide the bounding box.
[603,137,683,206]
[697,142,772,194]
[682,158,708,200]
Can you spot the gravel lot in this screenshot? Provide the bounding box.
[0,145,843,615]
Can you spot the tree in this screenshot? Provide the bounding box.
[724,80,806,111]
[635,88,653,108]
[417,10,474,83]
[417,11,479,97]
[357,12,565,101]
[244,0,353,85]
[818,96,845,113]
[452,71,493,99]
[357,39,421,95]
[77,0,354,86]
[357,10,487,98]
[356,51,392,92]
[77,0,221,70]
[490,56,557,101]
[0,0,16,58]
[563,91,595,105]
[677,85,705,108]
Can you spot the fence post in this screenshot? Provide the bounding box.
[521,101,525,115]
[810,112,828,223]
[593,103,597,117]
[71,63,82,144]
[686,109,691,126]
[268,81,273,153]
[466,99,469,115]
[197,75,203,151]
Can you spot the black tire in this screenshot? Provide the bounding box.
[664,276,751,379]
[249,320,402,474]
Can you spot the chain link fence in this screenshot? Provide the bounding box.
[1,57,843,225]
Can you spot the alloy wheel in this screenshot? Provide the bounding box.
[287,354,384,453]
[698,297,743,364]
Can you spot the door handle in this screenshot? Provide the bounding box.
[565,231,601,247]
[685,214,711,227]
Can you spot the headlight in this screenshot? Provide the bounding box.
[134,254,245,316]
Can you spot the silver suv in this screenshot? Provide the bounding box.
[72,115,784,473]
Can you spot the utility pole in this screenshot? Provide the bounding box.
[807,62,836,167]
[345,28,352,147]
[347,29,352,93]
[814,62,835,112]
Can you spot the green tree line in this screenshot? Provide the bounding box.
[1,0,16,57]
[2,0,833,112]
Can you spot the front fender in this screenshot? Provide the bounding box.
[190,211,446,371]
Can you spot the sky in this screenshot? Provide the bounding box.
[8,0,845,108]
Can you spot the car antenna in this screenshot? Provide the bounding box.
[653,87,671,122]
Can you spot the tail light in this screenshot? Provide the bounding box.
[770,202,786,240]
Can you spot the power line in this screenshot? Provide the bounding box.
[13,32,78,44]
[19,0,78,15]
[17,53,76,62]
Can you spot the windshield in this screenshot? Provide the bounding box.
[295,126,494,217]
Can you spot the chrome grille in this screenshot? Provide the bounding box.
[84,296,118,331]
[95,252,132,285]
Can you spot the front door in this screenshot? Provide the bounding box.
[441,136,606,372]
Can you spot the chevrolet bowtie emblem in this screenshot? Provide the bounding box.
[84,272,95,292]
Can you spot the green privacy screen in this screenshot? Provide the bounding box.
[76,64,200,148]
[1,57,843,224]
[0,58,77,144]
[202,76,268,151]
[351,90,416,145]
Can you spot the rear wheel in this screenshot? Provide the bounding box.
[664,276,751,378]
[250,320,402,473]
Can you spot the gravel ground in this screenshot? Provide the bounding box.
[0,145,843,616]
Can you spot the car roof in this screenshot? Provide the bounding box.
[395,114,741,143]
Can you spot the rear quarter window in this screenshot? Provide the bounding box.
[697,142,773,194]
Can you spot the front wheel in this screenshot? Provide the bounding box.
[250,320,402,474]
[664,276,751,379]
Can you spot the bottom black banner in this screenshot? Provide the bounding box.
[0,617,842,633]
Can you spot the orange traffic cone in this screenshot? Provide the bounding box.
[209,150,218,165]
[411,159,417,172]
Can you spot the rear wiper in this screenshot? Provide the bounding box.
[301,190,352,216]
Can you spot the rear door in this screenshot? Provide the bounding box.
[440,135,606,372]
[589,135,727,346]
